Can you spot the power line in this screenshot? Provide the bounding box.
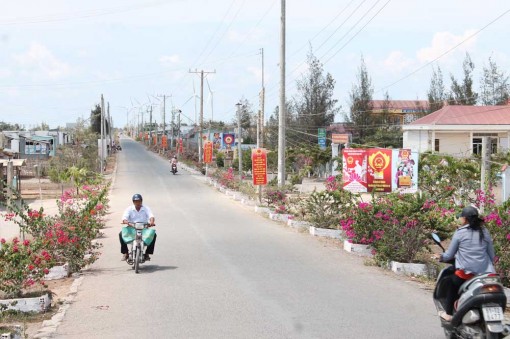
[377,8,510,94]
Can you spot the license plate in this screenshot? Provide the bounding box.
[482,306,504,321]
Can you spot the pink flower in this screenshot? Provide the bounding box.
[506,234,510,241]
[43,268,50,274]
[23,239,30,247]
[0,238,5,244]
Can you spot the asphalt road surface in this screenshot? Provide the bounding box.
[53,137,443,339]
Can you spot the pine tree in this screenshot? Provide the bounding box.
[449,53,478,105]
[427,65,446,113]
[293,48,339,144]
[480,56,510,105]
[349,56,373,142]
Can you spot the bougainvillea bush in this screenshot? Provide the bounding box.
[0,237,54,298]
[2,184,109,285]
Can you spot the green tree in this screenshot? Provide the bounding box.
[292,48,339,144]
[449,53,478,105]
[90,104,102,135]
[349,56,373,143]
[427,65,446,113]
[234,98,256,144]
[480,56,510,105]
[0,122,22,131]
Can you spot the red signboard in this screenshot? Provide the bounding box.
[178,138,183,154]
[162,136,168,148]
[251,148,267,185]
[367,148,393,192]
[203,141,213,164]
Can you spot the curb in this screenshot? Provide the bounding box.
[32,276,84,339]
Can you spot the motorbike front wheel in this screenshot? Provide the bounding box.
[134,246,141,273]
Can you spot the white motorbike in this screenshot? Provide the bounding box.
[432,233,509,338]
[121,222,156,273]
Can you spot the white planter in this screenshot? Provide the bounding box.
[0,292,51,313]
[309,226,344,239]
[232,193,245,201]
[287,219,311,229]
[241,198,256,206]
[269,213,292,222]
[44,264,69,280]
[0,326,22,339]
[254,206,271,215]
[225,190,235,196]
[343,240,373,257]
[390,261,429,277]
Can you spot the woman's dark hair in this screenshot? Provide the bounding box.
[466,215,485,243]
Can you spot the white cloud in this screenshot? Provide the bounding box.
[416,30,478,64]
[159,54,180,66]
[13,42,71,80]
[383,51,414,73]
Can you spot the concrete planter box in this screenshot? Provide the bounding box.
[0,292,51,313]
[390,261,429,277]
[269,213,292,222]
[241,198,256,206]
[0,326,22,339]
[232,193,245,201]
[225,190,235,196]
[44,263,69,280]
[287,219,311,230]
[309,226,344,239]
[343,240,374,257]
[254,206,271,215]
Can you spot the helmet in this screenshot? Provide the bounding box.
[132,193,143,201]
[173,155,177,159]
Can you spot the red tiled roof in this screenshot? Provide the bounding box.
[371,100,429,110]
[410,105,510,125]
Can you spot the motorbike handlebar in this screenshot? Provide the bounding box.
[122,222,155,227]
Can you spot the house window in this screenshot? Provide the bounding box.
[434,139,439,152]
[473,138,482,155]
[472,137,498,155]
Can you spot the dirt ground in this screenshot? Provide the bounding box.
[0,277,75,338]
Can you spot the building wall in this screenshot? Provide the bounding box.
[435,132,471,156]
[403,130,430,152]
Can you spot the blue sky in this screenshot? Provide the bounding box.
[1,0,509,129]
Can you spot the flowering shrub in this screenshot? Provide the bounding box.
[3,184,109,280]
[340,192,457,263]
[471,189,510,286]
[0,237,54,298]
[325,175,342,192]
[217,167,240,190]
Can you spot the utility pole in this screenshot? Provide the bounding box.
[149,105,153,145]
[236,102,243,181]
[100,94,105,175]
[258,47,266,204]
[108,102,112,153]
[278,0,286,187]
[480,137,491,212]
[190,69,216,164]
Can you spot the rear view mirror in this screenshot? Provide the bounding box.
[431,233,445,252]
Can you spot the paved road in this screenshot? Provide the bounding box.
[53,137,443,338]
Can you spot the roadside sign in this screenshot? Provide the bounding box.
[332,133,349,144]
[318,128,327,150]
[252,148,268,185]
[204,141,213,164]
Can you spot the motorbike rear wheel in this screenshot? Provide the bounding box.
[134,246,140,274]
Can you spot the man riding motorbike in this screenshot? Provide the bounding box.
[120,194,156,261]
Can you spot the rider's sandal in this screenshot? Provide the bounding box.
[438,311,452,322]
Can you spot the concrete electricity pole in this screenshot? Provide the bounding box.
[190,69,216,164]
[278,0,286,187]
[100,94,105,175]
[149,105,153,145]
[236,102,243,181]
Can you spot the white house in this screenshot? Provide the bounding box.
[403,104,510,157]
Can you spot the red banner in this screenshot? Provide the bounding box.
[367,148,393,192]
[178,138,183,154]
[251,148,267,185]
[162,136,168,148]
[204,141,213,164]
[342,149,368,192]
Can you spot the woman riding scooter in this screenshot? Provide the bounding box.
[438,206,496,322]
